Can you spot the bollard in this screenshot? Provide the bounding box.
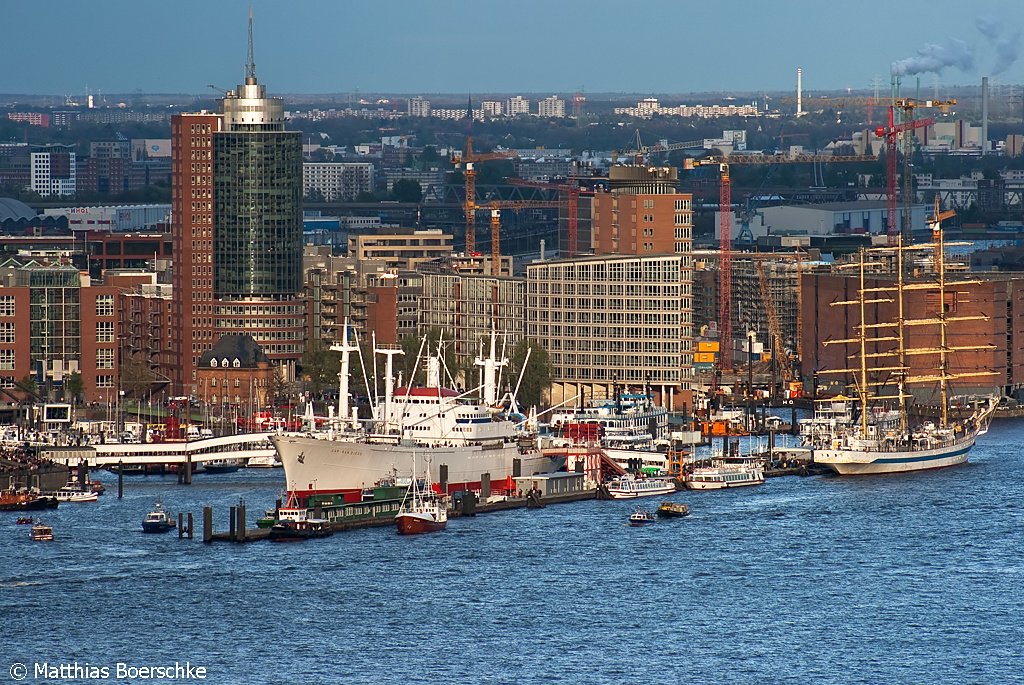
[202,506,213,543]
[187,512,194,540]
[228,506,236,540]
[117,461,124,499]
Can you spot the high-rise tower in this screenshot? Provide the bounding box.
[171,11,304,398]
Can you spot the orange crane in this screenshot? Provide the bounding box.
[486,200,560,276]
[685,152,875,370]
[451,136,517,254]
[507,178,593,257]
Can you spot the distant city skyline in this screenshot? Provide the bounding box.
[4,0,1024,97]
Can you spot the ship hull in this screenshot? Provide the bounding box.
[813,437,975,475]
[271,434,562,497]
[395,512,447,535]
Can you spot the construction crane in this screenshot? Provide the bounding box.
[451,136,517,254]
[685,152,873,371]
[507,178,593,257]
[756,261,790,396]
[487,200,560,276]
[873,99,953,245]
[613,130,705,164]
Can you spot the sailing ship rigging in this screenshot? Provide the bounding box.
[806,201,997,474]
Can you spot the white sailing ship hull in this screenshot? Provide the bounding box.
[271,434,562,496]
[813,437,976,475]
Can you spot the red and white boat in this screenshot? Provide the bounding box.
[395,456,447,535]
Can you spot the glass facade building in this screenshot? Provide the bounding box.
[213,130,302,298]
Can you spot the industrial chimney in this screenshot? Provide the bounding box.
[981,76,989,156]
[797,67,803,117]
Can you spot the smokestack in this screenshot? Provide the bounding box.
[797,67,803,117]
[982,76,989,156]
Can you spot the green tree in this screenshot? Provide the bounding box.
[300,340,340,397]
[511,339,552,411]
[390,178,423,203]
[65,371,84,405]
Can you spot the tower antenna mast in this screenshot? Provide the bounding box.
[245,6,256,82]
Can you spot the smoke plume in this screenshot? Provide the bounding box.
[976,14,1021,75]
[891,38,975,76]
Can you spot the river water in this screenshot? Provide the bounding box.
[2,420,1022,684]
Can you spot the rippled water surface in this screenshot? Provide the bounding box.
[3,421,1023,684]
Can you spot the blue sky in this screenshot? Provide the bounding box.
[3,0,1024,96]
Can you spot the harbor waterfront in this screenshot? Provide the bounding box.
[1,419,1021,683]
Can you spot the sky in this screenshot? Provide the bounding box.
[4,0,1024,97]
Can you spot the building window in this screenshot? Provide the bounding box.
[0,296,14,317]
[233,358,241,368]
[210,359,218,368]
[96,321,114,343]
[96,295,114,317]
[96,375,114,388]
[0,349,15,370]
[0,322,14,344]
[96,349,115,369]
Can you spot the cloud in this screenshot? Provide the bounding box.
[891,38,975,76]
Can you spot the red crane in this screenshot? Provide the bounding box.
[875,107,932,245]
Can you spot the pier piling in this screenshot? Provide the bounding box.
[481,473,491,500]
[228,506,236,540]
[178,513,184,538]
[117,461,124,499]
[187,512,194,540]
[184,455,192,485]
[439,464,448,494]
[235,502,246,543]
[202,506,213,544]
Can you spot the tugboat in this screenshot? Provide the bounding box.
[656,501,690,518]
[0,490,59,511]
[141,502,177,533]
[628,507,657,526]
[30,522,54,541]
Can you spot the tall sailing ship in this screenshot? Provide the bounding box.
[271,329,562,501]
[807,202,997,475]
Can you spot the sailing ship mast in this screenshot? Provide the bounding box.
[820,203,996,435]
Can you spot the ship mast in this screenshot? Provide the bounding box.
[858,248,870,436]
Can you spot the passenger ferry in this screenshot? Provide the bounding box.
[685,458,765,490]
[605,474,676,499]
[37,432,276,469]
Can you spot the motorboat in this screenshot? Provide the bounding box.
[49,483,99,503]
[628,508,656,526]
[142,502,177,533]
[245,455,279,469]
[30,522,54,541]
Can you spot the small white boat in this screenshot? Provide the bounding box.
[606,473,676,499]
[245,455,280,469]
[628,507,656,526]
[685,458,765,490]
[49,484,99,503]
